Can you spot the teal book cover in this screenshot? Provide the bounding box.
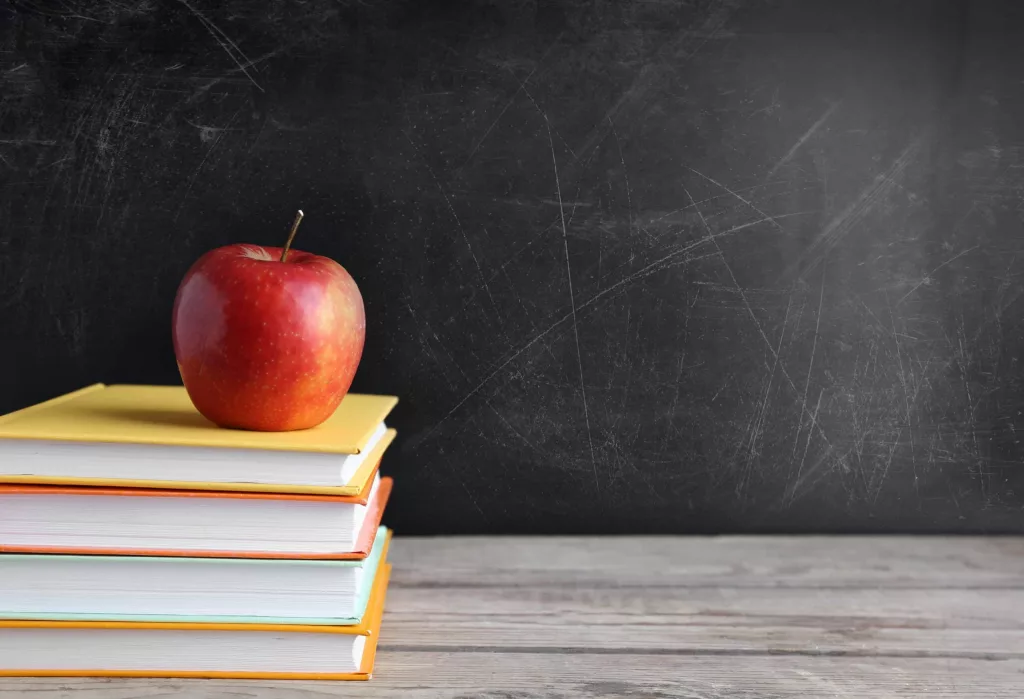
[0,527,390,625]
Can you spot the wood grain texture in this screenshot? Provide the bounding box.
[3,535,1023,697]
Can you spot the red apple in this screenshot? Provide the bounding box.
[172,212,365,431]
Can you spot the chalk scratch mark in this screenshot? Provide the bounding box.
[403,132,498,315]
[177,0,264,92]
[685,187,832,454]
[748,294,793,465]
[412,211,815,447]
[874,427,902,504]
[896,245,978,306]
[506,69,579,165]
[173,110,239,222]
[608,116,634,235]
[685,188,810,411]
[497,66,588,228]
[488,401,540,453]
[794,263,826,458]
[790,387,824,502]
[684,186,771,343]
[0,139,57,146]
[189,47,286,102]
[767,101,840,178]
[558,0,733,180]
[685,166,785,231]
[548,117,598,492]
[646,181,785,227]
[459,34,561,172]
[790,137,924,278]
[737,293,793,498]
[887,290,917,489]
[453,461,487,520]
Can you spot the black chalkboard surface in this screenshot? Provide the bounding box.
[1,0,1022,535]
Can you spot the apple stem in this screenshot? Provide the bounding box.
[280,210,304,262]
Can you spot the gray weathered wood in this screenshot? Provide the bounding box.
[390,535,1024,587]
[1,536,1023,698]
[3,656,1024,698]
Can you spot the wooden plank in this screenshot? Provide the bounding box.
[374,537,1024,658]
[2,654,1022,697]
[388,583,1024,628]
[3,536,1024,696]
[377,585,1024,656]
[378,621,1024,657]
[388,536,1024,588]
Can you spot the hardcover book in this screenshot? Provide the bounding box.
[0,477,393,559]
[0,384,398,495]
[0,528,392,624]
[0,564,393,680]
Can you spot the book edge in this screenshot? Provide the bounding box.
[0,478,393,560]
[0,544,393,634]
[0,532,393,625]
[0,429,396,495]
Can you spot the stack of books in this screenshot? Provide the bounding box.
[0,383,398,680]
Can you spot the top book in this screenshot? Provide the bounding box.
[0,384,398,495]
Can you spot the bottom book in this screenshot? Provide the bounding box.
[0,563,391,680]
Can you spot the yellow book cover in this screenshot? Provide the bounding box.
[0,563,392,680]
[0,384,398,495]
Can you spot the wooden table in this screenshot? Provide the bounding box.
[2,536,1022,697]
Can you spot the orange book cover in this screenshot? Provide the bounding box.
[0,477,393,560]
[0,564,392,680]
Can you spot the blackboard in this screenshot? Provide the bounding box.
[2,0,1023,534]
